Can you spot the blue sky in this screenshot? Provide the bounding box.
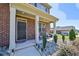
[50,3,79,30]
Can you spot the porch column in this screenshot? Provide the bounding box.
[53,22,56,35]
[35,15,40,44]
[9,7,16,50]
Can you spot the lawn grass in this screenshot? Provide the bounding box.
[57,34,69,41]
[76,37,79,40]
[57,34,79,41]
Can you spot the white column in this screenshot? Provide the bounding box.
[9,7,16,50]
[35,15,40,44]
[53,22,56,35]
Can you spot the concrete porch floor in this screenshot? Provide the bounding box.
[15,40,36,50]
[14,40,41,56]
[14,46,41,56]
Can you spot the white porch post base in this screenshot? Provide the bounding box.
[9,7,16,50]
[35,15,40,44]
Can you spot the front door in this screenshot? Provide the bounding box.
[17,21,26,43]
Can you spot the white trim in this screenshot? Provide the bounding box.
[35,15,40,43]
[53,22,56,35]
[10,4,36,16]
[9,7,16,50]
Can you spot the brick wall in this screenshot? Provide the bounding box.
[46,23,50,34]
[0,4,10,48]
[27,19,35,40]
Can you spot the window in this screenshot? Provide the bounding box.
[30,3,37,7]
[37,3,49,13]
[30,3,49,13]
[39,23,46,33]
[45,8,49,13]
[39,23,42,32]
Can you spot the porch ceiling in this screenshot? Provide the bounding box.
[16,10,56,23]
[16,10,35,20]
[39,17,54,23]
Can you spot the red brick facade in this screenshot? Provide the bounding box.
[0,4,10,47]
[27,19,35,39]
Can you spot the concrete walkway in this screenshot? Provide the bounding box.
[14,46,41,56]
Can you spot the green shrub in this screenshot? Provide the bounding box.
[69,29,76,41]
[62,35,65,43]
[42,33,47,50]
[54,34,58,43]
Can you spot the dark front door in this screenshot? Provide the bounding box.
[17,21,26,42]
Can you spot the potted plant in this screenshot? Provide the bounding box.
[62,35,65,43]
[54,34,58,43]
[42,33,47,51]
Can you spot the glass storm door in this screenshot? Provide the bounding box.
[17,21,26,41]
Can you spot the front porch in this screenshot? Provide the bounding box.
[9,4,58,54]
